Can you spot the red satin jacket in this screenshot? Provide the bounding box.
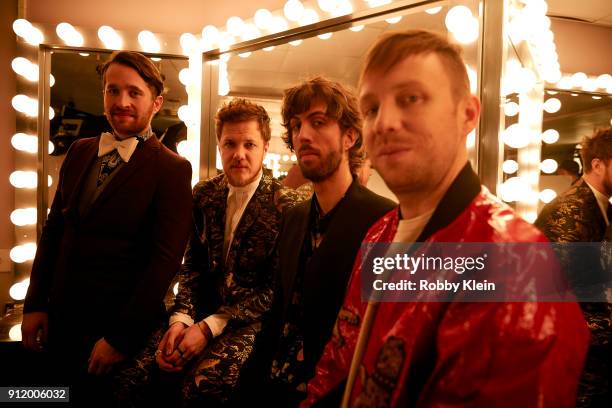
[304,189,589,407]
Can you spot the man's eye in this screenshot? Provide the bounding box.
[130,91,142,97]
[106,89,118,95]
[362,106,378,117]
[245,142,255,148]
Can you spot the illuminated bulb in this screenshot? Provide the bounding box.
[367,0,391,7]
[595,74,612,90]
[331,0,353,17]
[592,96,602,100]
[546,90,558,95]
[177,105,192,123]
[282,154,290,161]
[289,39,303,46]
[56,22,84,46]
[318,32,333,40]
[285,0,305,22]
[499,177,529,203]
[465,65,477,94]
[270,16,289,33]
[539,189,557,204]
[79,53,90,57]
[180,33,198,54]
[201,25,220,46]
[466,130,476,148]
[291,154,297,162]
[48,141,55,154]
[218,77,230,96]
[502,159,519,174]
[514,67,537,94]
[254,9,274,30]
[385,16,402,24]
[570,72,587,88]
[318,0,340,13]
[10,208,37,226]
[98,25,123,49]
[50,74,55,87]
[503,124,530,149]
[10,243,37,263]
[178,68,191,86]
[541,129,559,144]
[9,170,37,188]
[49,107,55,120]
[425,6,442,14]
[543,98,561,113]
[570,93,578,97]
[504,101,519,117]
[11,133,37,153]
[9,324,22,341]
[226,16,245,37]
[452,17,479,44]
[12,94,37,117]
[540,159,558,174]
[173,282,179,296]
[13,19,44,45]
[556,76,572,90]
[11,57,38,81]
[138,30,160,53]
[349,25,364,32]
[445,5,473,33]
[48,175,53,187]
[9,278,29,301]
[300,8,320,25]
[241,24,261,41]
[177,140,190,157]
[263,46,275,52]
[239,52,251,58]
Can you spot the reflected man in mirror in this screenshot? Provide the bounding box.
[116,99,300,406]
[243,77,395,406]
[21,51,193,405]
[305,30,589,408]
[535,126,612,407]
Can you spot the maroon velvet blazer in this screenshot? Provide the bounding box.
[24,135,193,355]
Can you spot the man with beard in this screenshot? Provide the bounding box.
[535,126,612,407]
[21,51,192,403]
[248,77,395,406]
[304,30,589,407]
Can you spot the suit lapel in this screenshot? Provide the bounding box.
[64,138,98,219]
[208,177,229,272]
[282,200,310,302]
[86,136,158,216]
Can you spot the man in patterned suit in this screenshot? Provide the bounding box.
[116,99,300,406]
[21,51,193,404]
[535,126,612,407]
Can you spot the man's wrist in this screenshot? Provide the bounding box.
[197,321,213,342]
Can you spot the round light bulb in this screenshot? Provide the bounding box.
[596,74,612,90]
[499,177,529,203]
[452,17,479,44]
[349,25,365,32]
[570,72,587,88]
[300,9,320,26]
[173,282,179,295]
[539,189,557,204]
[270,16,289,34]
[9,324,22,341]
[503,124,530,149]
[289,39,303,46]
[318,0,340,13]
[504,101,519,117]
[445,6,473,33]
[318,32,333,40]
[543,98,561,113]
[12,19,32,37]
[226,16,245,37]
[540,159,558,174]
[9,243,37,263]
[285,0,305,22]
[138,30,160,53]
[178,68,191,86]
[177,105,191,123]
[11,133,37,153]
[385,16,402,24]
[201,25,220,45]
[502,159,519,174]
[425,6,442,15]
[180,33,198,53]
[10,208,37,226]
[254,9,273,30]
[541,129,559,144]
[98,25,123,49]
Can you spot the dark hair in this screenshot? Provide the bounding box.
[580,126,612,173]
[98,51,164,97]
[281,76,364,175]
[215,98,271,142]
[558,159,580,176]
[360,29,470,103]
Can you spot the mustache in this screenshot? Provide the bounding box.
[110,108,135,115]
[298,145,320,156]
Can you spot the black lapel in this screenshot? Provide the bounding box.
[64,138,98,216]
[282,200,311,298]
[416,162,481,242]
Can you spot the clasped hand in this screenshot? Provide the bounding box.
[156,322,208,372]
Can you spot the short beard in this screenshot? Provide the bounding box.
[301,149,343,183]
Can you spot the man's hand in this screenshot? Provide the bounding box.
[174,321,210,363]
[21,312,48,351]
[87,338,126,375]
[156,322,187,372]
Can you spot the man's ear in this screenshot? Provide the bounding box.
[343,128,357,151]
[461,94,480,136]
[263,141,270,155]
[153,95,163,114]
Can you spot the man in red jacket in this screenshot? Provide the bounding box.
[304,29,589,407]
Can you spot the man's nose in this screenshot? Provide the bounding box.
[374,102,402,135]
[232,145,246,160]
[294,125,313,146]
[116,91,130,108]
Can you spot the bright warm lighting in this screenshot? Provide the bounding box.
[180,33,199,54]
[289,40,303,46]
[452,17,479,44]
[300,9,320,25]
[318,32,333,40]
[56,22,84,46]
[98,25,123,49]
[465,65,477,94]
[201,25,220,48]
[10,243,37,264]
[540,159,558,174]
[239,52,252,58]
[270,16,289,34]
[12,94,37,116]
[177,105,192,124]
[385,16,402,24]
[254,9,274,30]
[503,124,530,149]
[499,177,529,203]
[556,76,573,90]
[466,129,476,149]
[541,129,559,144]
[291,154,297,162]
[570,72,587,88]
[502,160,519,174]
[173,282,179,296]
[11,133,37,153]
[10,171,37,189]
[10,208,37,226]
[11,57,38,81]
[285,0,305,22]
[539,189,557,204]
[367,0,391,7]
[138,30,160,53]
[504,101,519,117]
[331,0,353,17]
[9,324,22,341]
[13,19,44,45]
[226,16,245,37]
[425,6,442,15]
[349,25,364,32]
[543,98,561,113]
[445,6,473,33]
[240,24,261,41]
[596,74,612,90]
[318,0,340,13]
[178,68,191,86]
[177,140,190,157]
[263,46,275,52]
[9,279,30,301]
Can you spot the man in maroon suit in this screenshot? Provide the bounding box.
[21,51,192,402]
